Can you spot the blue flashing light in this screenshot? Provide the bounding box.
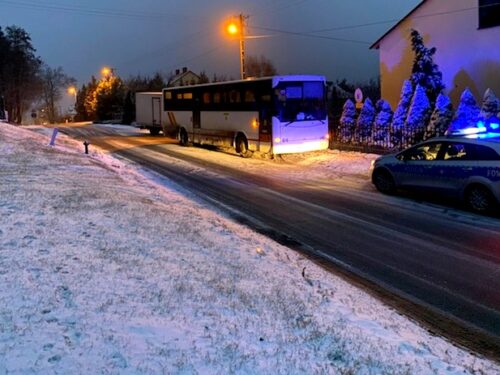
[449,119,500,139]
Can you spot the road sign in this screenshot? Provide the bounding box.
[354,88,363,104]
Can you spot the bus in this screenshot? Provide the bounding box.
[162,75,329,156]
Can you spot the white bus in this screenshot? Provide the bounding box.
[162,75,329,156]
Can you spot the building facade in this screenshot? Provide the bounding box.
[371,0,500,108]
[168,67,201,87]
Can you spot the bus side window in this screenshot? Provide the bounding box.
[203,92,211,104]
[261,94,271,102]
[244,90,256,103]
[229,90,241,103]
[214,92,221,104]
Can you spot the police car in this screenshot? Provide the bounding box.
[371,124,500,214]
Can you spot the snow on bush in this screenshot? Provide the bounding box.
[338,99,356,143]
[424,93,453,140]
[479,88,499,120]
[449,88,480,133]
[405,84,431,145]
[355,98,375,144]
[409,29,445,103]
[391,80,413,148]
[373,99,393,147]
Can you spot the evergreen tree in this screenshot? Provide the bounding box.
[410,29,444,103]
[425,93,453,139]
[84,76,98,120]
[2,26,43,123]
[122,91,134,124]
[391,80,413,148]
[147,72,166,91]
[338,99,356,143]
[373,99,393,147]
[405,84,431,145]
[479,88,498,120]
[75,84,88,121]
[94,75,125,121]
[356,98,375,143]
[449,88,480,133]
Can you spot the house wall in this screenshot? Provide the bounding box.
[378,0,500,109]
[170,72,200,87]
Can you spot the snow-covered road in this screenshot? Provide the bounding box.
[0,123,498,374]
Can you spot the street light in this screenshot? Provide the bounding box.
[67,86,77,98]
[226,14,248,80]
[101,66,115,77]
[67,86,77,122]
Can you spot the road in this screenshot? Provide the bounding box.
[44,123,500,358]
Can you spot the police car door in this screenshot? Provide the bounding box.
[436,142,474,194]
[398,141,444,189]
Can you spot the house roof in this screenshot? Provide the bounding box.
[169,70,201,85]
[370,0,427,49]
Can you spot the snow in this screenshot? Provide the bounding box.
[1,123,498,374]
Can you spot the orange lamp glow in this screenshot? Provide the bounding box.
[101,67,111,76]
[67,86,76,96]
[227,22,239,35]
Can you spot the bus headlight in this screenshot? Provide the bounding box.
[252,119,259,129]
[274,137,281,143]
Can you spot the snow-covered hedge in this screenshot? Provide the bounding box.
[334,86,495,150]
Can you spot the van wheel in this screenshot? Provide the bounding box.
[149,128,160,136]
[235,135,251,158]
[373,169,396,195]
[179,129,189,146]
[465,185,495,214]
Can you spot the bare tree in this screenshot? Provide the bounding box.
[40,64,75,123]
[245,55,277,78]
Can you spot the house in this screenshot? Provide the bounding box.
[168,67,201,87]
[371,0,500,108]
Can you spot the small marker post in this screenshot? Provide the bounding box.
[49,128,59,146]
[83,140,90,154]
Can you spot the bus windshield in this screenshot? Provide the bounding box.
[274,81,326,123]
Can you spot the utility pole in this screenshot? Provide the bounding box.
[238,14,249,80]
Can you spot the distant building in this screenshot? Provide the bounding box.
[371,0,500,108]
[168,67,201,87]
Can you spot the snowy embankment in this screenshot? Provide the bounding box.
[0,123,497,374]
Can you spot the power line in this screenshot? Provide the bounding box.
[0,0,206,22]
[248,25,371,45]
[299,2,500,34]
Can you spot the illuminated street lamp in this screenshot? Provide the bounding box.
[67,86,77,122]
[67,86,77,98]
[101,66,115,77]
[226,14,248,80]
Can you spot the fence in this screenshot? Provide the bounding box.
[328,120,440,154]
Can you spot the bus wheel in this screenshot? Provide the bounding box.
[179,129,189,146]
[149,128,160,136]
[235,135,251,157]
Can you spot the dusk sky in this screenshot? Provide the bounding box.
[1,0,421,85]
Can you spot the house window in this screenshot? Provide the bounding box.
[479,0,500,29]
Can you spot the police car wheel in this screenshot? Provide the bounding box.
[373,169,396,195]
[465,185,495,213]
